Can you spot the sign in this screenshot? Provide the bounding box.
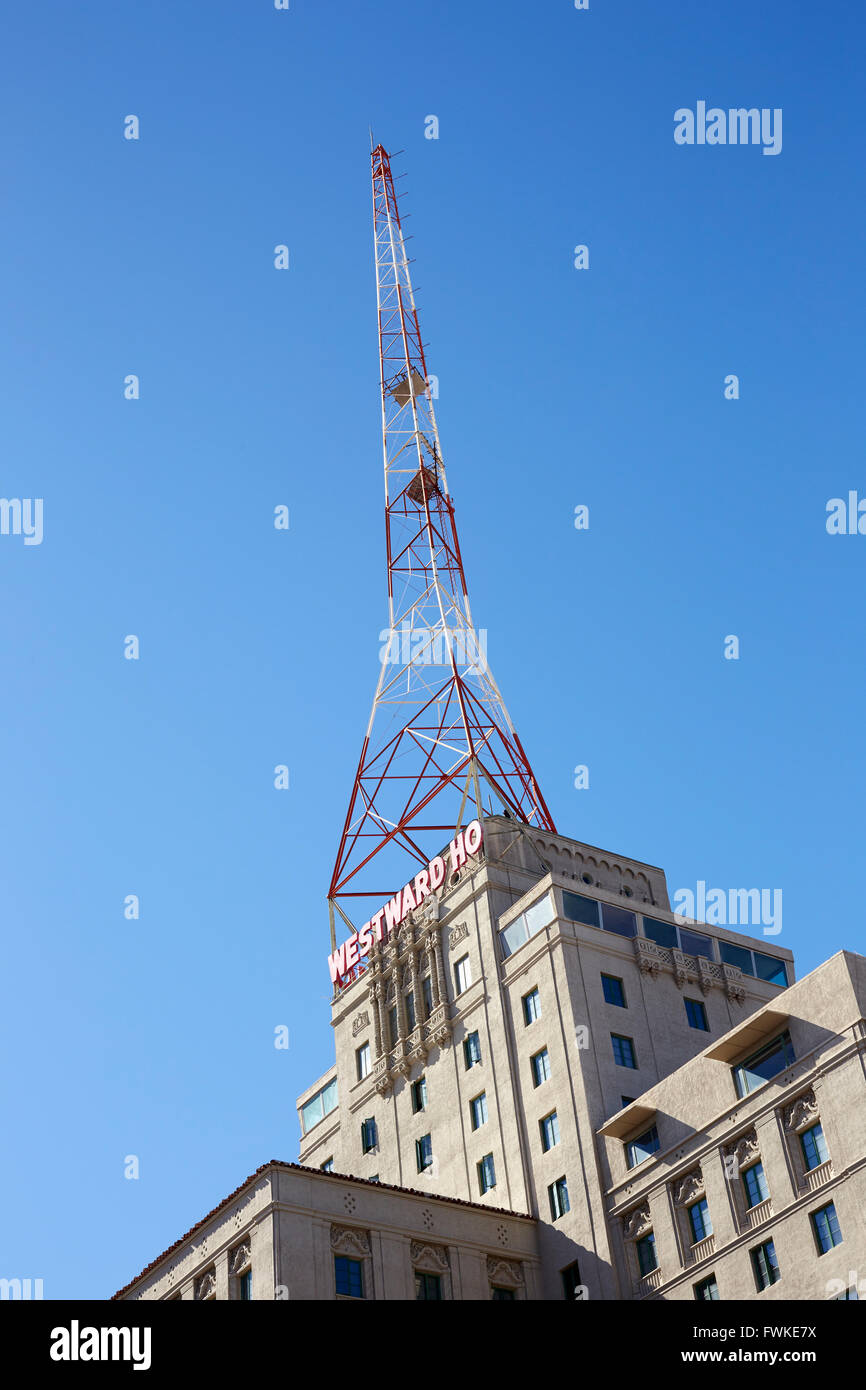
[328,820,484,985]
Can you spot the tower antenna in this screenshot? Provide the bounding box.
[328,145,555,925]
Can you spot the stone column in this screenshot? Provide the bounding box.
[370,980,384,1058]
[430,929,446,1005]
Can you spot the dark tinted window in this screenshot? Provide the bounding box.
[562,892,599,927]
[643,918,677,949]
[601,904,637,938]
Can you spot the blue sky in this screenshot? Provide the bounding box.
[1,0,863,1298]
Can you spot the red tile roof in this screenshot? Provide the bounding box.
[111,1158,534,1299]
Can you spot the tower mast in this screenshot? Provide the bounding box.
[328,144,555,931]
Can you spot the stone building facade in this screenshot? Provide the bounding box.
[115,818,865,1301]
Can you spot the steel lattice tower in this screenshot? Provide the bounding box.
[328,144,555,941]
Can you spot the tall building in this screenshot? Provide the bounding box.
[115,820,866,1301]
[114,146,866,1302]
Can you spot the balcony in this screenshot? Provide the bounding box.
[687,1234,716,1266]
[800,1159,833,1194]
[741,1197,773,1231]
[633,1267,663,1297]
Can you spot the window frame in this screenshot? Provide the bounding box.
[334,1255,364,1299]
[548,1176,570,1221]
[478,1152,496,1194]
[684,997,709,1031]
[356,1041,371,1080]
[531,1047,551,1087]
[470,1091,488,1131]
[611,1033,637,1069]
[601,973,626,1008]
[415,1133,433,1173]
[522,987,541,1025]
[540,1110,560,1152]
[454,954,472,995]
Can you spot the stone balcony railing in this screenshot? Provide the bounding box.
[800,1159,833,1194]
[374,1005,452,1093]
[633,937,746,1002]
[741,1196,773,1231]
[633,1267,664,1297]
[687,1234,716,1265]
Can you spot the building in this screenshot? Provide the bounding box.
[114,815,866,1302]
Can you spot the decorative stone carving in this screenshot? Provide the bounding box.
[722,964,746,1004]
[697,957,718,995]
[673,1166,704,1206]
[352,1010,370,1037]
[486,1256,524,1288]
[416,893,440,926]
[724,1127,759,1171]
[449,922,470,948]
[634,937,667,977]
[496,1223,509,1247]
[229,1240,251,1275]
[784,1089,819,1133]
[421,1208,435,1232]
[331,1225,370,1257]
[195,1268,216,1301]
[410,1240,450,1272]
[623,1204,652,1241]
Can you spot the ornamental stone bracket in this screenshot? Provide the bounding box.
[722,964,746,1004]
[229,1240,251,1276]
[623,1203,652,1242]
[352,1010,370,1038]
[673,1166,705,1206]
[634,938,667,977]
[194,1268,216,1301]
[671,948,697,990]
[784,1088,819,1133]
[697,957,717,996]
[449,922,470,948]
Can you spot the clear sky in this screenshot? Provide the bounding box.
[1,0,863,1299]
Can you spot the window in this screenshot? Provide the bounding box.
[531,1048,551,1087]
[611,1034,636,1069]
[562,890,599,927]
[743,1162,769,1209]
[602,974,626,1008]
[361,1117,377,1154]
[416,1133,433,1172]
[621,1095,636,1108]
[356,1042,371,1080]
[685,997,708,1031]
[625,1124,659,1170]
[321,1157,334,1173]
[801,1123,829,1171]
[522,988,541,1024]
[540,1111,560,1151]
[415,1271,442,1300]
[751,1240,780,1291]
[812,1202,842,1255]
[561,1262,583,1301]
[464,1031,482,1069]
[833,1287,859,1300]
[405,991,416,1031]
[694,1275,719,1301]
[478,1153,496,1194]
[300,1076,338,1134]
[411,1076,427,1114]
[369,1174,379,1183]
[720,942,788,986]
[636,1232,657,1276]
[562,892,638,938]
[491,1286,515,1300]
[470,1093,488,1130]
[334,1256,364,1298]
[499,896,552,958]
[238,1269,252,1300]
[388,1006,398,1049]
[688,1198,713,1244]
[548,1176,570,1220]
[733,1031,795,1098]
[422,975,433,1019]
[600,904,637,938]
[454,956,471,994]
[643,917,713,960]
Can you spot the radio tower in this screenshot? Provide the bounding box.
[328,143,555,942]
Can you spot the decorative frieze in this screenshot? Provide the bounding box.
[352,1010,370,1037]
[410,1240,450,1272]
[632,936,744,1003]
[673,1166,704,1206]
[449,923,470,948]
[195,1268,216,1301]
[623,1203,652,1241]
[784,1088,819,1133]
[724,1126,760,1172]
[331,1225,371,1257]
[229,1240,251,1276]
[486,1256,524,1288]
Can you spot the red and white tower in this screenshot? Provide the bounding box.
[328,144,555,940]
